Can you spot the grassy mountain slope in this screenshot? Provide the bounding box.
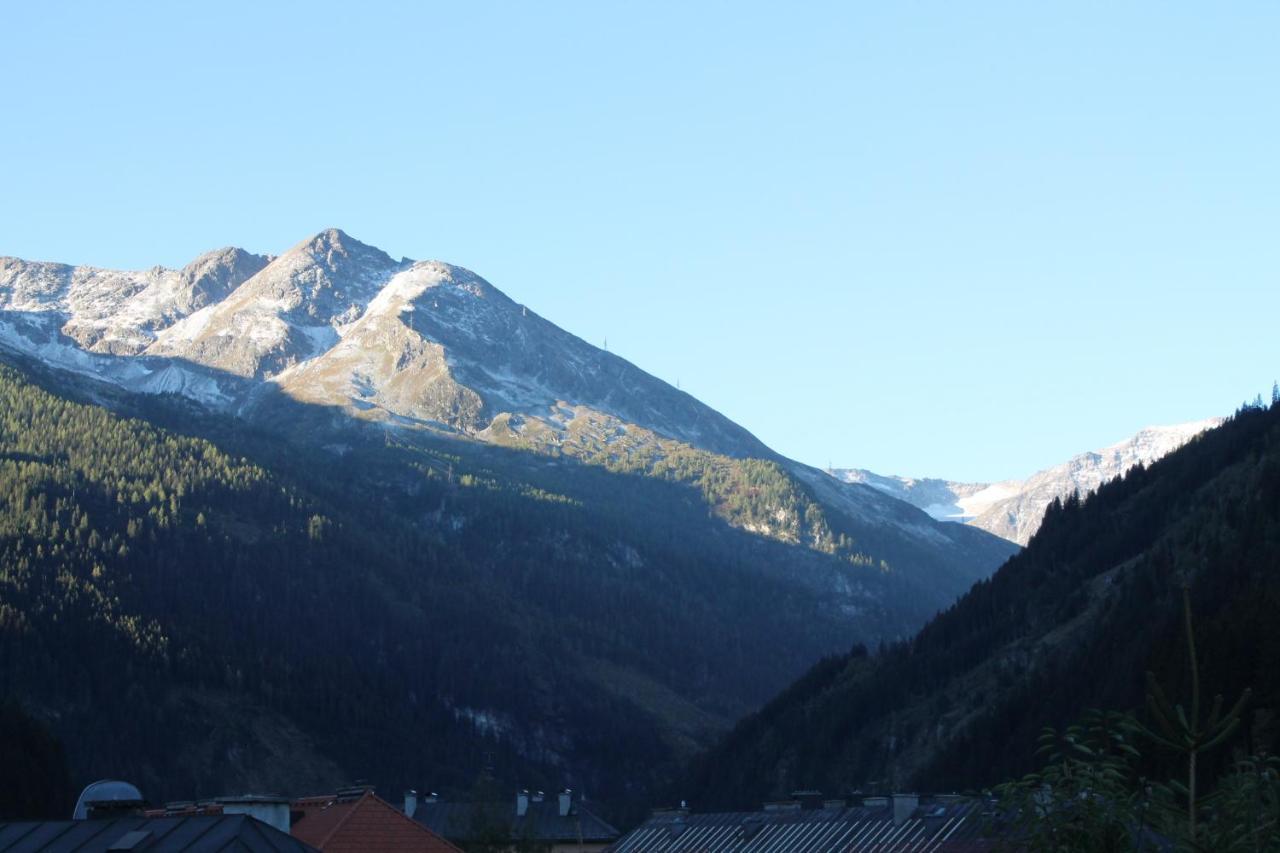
[679,399,1280,809]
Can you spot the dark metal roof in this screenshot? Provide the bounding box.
[413,799,620,844]
[0,814,318,852]
[607,800,995,853]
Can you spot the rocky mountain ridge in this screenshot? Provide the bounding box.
[0,229,1014,597]
[1,229,768,456]
[833,418,1223,544]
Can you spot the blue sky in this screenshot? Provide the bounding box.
[2,2,1277,482]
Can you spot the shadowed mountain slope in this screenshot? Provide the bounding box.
[0,231,1016,617]
[681,400,1280,809]
[0,354,1003,821]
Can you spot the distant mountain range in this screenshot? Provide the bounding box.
[832,419,1222,544]
[0,231,1015,813]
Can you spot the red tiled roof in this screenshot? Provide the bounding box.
[291,791,461,853]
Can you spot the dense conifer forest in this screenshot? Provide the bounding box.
[680,396,1280,812]
[0,357,987,821]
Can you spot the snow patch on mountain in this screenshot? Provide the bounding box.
[0,248,269,357]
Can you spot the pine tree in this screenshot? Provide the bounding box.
[1136,586,1251,841]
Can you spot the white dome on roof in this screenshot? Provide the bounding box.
[72,779,144,819]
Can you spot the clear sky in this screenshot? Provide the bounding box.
[2,2,1277,482]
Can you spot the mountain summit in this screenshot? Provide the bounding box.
[1,230,1015,610]
[2,229,769,458]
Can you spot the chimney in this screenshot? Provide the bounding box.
[892,793,919,826]
[516,790,530,817]
[424,793,439,804]
[404,790,418,819]
[558,789,572,817]
[219,796,291,834]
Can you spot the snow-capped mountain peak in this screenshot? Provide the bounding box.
[146,229,406,379]
[832,418,1225,545]
[0,229,1019,623]
[0,246,271,356]
[0,230,769,459]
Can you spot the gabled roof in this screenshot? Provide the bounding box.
[290,791,460,853]
[607,800,994,853]
[0,814,317,853]
[413,798,619,844]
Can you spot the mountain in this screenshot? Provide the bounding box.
[0,358,866,815]
[833,419,1223,544]
[0,231,1014,607]
[1,229,768,457]
[0,232,1016,815]
[0,247,270,357]
[680,401,1280,809]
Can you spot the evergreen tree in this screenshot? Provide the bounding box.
[0,700,73,819]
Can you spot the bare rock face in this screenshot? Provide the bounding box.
[1,229,777,462]
[0,246,269,356]
[2,230,768,456]
[175,247,272,315]
[272,262,487,432]
[148,229,403,379]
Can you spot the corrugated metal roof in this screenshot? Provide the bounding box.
[607,800,996,853]
[0,814,318,852]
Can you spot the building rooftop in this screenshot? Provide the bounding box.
[291,791,459,853]
[607,796,996,853]
[0,814,317,853]
[412,792,619,845]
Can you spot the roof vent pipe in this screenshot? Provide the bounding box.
[404,790,418,819]
[892,793,919,825]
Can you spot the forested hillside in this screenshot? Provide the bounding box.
[0,356,987,820]
[680,397,1280,809]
